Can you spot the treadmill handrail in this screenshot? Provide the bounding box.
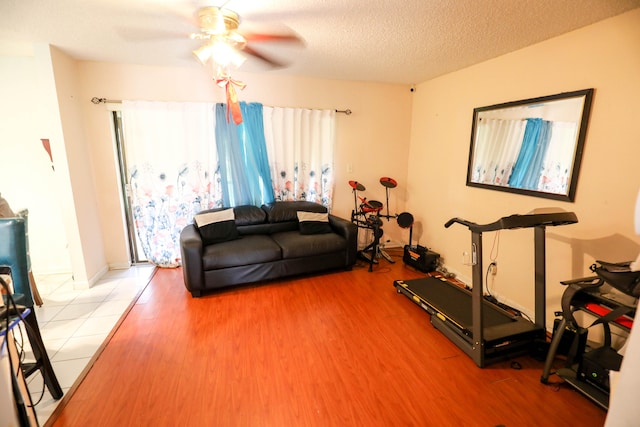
[445,217,477,229]
[445,211,578,232]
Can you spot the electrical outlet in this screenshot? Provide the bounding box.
[490,263,498,275]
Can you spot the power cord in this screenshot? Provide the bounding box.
[485,231,500,298]
[489,230,500,261]
[485,262,497,301]
[1,275,47,407]
[2,275,31,423]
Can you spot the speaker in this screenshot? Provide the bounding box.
[403,245,439,272]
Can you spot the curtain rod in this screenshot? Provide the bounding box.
[91,97,351,115]
[91,97,120,104]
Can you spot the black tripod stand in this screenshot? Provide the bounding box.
[358,215,384,272]
[375,177,400,263]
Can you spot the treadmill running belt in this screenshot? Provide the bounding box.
[405,277,515,331]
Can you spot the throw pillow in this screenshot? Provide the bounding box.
[194,209,239,245]
[297,211,332,235]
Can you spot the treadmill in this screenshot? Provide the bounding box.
[394,211,578,367]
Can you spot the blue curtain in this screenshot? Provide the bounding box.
[215,102,275,206]
[521,120,552,189]
[508,118,542,188]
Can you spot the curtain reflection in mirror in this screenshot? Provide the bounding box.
[509,118,551,189]
[472,118,578,194]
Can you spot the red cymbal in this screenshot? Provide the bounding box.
[359,197,383,213]
[349,180,366,191]
[380,177,397,188]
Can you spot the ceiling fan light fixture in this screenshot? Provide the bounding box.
[198,7,240,35]
[210,40,246,68]
[192,44,212,65]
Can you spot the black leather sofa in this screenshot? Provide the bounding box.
[180,201,358,297]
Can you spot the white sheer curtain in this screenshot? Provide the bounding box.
[121,101,221,267]
[471,118,526,186]
[262,107,336,208]
[537,121,579,194]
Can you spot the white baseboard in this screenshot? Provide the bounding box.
[72,264,109,290]
[381,240,403,249]
[108,262,133,270]
[32,267,73,276]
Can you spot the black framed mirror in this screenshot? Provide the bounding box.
[466,88,594,202]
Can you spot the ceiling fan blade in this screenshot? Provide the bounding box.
[243,45,285,68]
[117,26,188,42]
[242,32,304,45]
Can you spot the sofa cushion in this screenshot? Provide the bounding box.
[262,201,327,223]
[194,209,239,245]
[202,235,282,270]
[234,205,267,226]
[297,211,332,235]
[271,231,347,258]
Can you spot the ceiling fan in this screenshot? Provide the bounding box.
[189,4,303,71]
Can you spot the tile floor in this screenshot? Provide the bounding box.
[22,264,156,425]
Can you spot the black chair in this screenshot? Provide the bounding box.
[0,217,63,399]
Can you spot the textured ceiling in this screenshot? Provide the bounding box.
[1,0,639,84]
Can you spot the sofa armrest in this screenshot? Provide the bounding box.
[329,214,358,266]
[180,224,205,297]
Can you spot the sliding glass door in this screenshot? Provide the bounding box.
[112,111,147,264]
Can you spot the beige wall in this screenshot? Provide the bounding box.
[0,48,72,275]
[0,45,108,286]
[50,46,108,285]
[408,8,640,327]
[3,8,639,317]
[77,63,414,266]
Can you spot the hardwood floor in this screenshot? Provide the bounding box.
[49,250,607,426]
